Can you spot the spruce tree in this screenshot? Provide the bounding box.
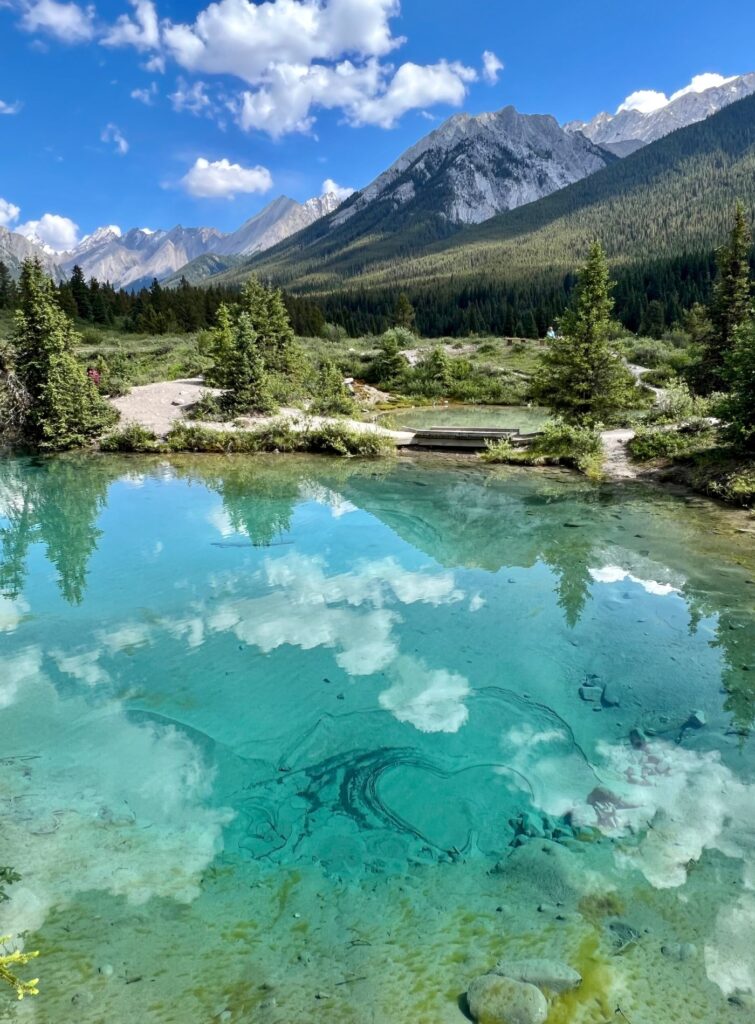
[0,261,12,309]
[229,312,275,415]
[533,242,635,425]
[392,292,416,332]
[723,316,755,450]
[8,260,115,449]
[69,264,92,320]
[705,201,753,388]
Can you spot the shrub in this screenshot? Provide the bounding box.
[647,377,711,424]
[100,424,161,452]
[628,425,716,462]
[164,420,394,457]
[482,422,604,478]
[309,359,358,417]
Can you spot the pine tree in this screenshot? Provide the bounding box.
[229,312,275,415]
[392,292,416,332]
[705,201,753,387]
[723,315,755,450]
[8,260,115,449]
[69,265,91,320]
[0,261,13,309]
[533,242,636,425]
[310,359,357,416]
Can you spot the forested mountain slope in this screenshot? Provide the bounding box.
[219,93,755,335]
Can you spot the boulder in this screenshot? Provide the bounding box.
[492,957,581,994]
[467,974,548,1024]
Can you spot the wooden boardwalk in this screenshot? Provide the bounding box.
[403,427,542,451]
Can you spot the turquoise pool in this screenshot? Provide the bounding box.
[0,454,753,1023]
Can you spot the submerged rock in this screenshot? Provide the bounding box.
[467,974,548,1024]
[579,684,603,702]
[492,958,581,994]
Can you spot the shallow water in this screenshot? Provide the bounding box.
[381,404,551,431]
[1,453,754,1024]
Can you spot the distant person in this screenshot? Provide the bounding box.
[546,326,557,340]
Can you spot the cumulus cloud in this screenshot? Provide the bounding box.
[97,0,488,136]
[170,77,213,115]
[102,0,159,50]
[482,50,504,85]
[379,655,470,733]
[130,81,158,104]
[322,178,355,201]
[16,212,80,250]
[618,71,737,114]
[101,122,129,155]
[588,564,681,597]
[180,157,273,198]
[0,197,21,228]
[352,59,477,128]
[0,99,22,115]
[20,0,95,42]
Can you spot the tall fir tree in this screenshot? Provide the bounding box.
[705,201,754,389]
[532,242,636,424]
[392,292,416,332]
[9,260,115,449]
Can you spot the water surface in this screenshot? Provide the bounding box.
[381,404,551,432]
[1,454,754,1024]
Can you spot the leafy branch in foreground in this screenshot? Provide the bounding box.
[0,941,39,1000]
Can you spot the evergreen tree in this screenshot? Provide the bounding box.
[723,316,755,450]
[371,329,409,387]
[0,261,14,309]
[533,242,635,425]
[7,260,115,449]
[229,312,275,415]
[640,299,665,339]
[69,265,91,320]
[310,359,357,416]
[392,292,416,331]
[704,201,753,388]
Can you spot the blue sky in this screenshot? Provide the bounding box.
[1,0,754,248]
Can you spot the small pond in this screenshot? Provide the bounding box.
[381,404,551,432]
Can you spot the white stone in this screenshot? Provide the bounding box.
[467,973,548,1024]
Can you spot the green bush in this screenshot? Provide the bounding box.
[628,425,716,462]
[482,422,604,478]
[647,377,712,424]
[100,424,161,452]
[164,420,394,457]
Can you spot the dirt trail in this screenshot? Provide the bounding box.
[110,378,414,443]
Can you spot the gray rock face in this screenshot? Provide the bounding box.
[567,72,755,151]
[50,190,346,290]
[467,974,548,1024]
[0,225,62,280]
[493,958,581,994]
[332,105,612,229]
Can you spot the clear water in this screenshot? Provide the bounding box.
[381,404,551,432]
[1,454,754,1024]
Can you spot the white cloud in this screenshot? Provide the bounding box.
[180,157,273,198]
[617,71,738,115]
[379,655,470,733]
[0,197,21,228]
[21,0,95,43]
[100,0,478,136]
[101,122,129,155]
[170,77,213,115]
[102,0,160,50]
[351,59,477,128]
[589,564,681,597]
[0,99,22,115]
[160,0,401,82]
[322,178,354,201]
[670,72,736,101]
[131,81,158,104]
[618,89,668,115]
[482,50,504,85]
[16,212,80,250]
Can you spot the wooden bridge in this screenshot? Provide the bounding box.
[402,427,543,451]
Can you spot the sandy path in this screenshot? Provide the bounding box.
[109,378,414,443]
